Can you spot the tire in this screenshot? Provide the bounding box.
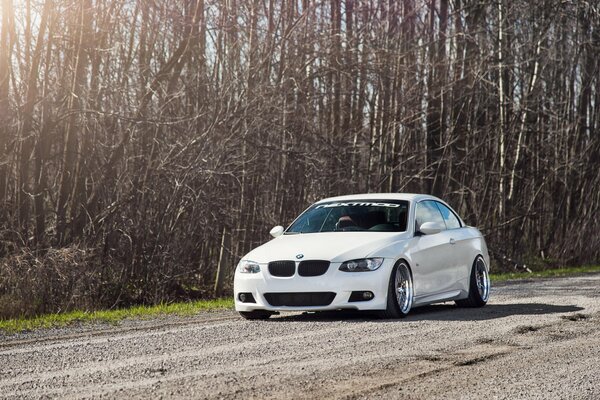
[455,255,490,308]
[379,261,414,319]
[239,310,272,320]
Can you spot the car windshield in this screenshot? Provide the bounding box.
[286,200,409,233]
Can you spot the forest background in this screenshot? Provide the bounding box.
[0,0,599,318]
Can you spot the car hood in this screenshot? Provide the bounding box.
[242,231,409,263]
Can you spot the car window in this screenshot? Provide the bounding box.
[435,202,461,229]
[286,200,409,233]
[285,207,330,234]
[415,200,446,230]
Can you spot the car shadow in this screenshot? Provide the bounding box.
[407,303,585,321]
[270,303,584,322]
[271,309,372,322]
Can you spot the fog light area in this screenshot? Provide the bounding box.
[238,292,256,303]
[348,291,375,302]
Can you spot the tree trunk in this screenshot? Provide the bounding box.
[18,0,51,236]
[56,0,90,244]
[426,0,448,196]
[0,0,14,211]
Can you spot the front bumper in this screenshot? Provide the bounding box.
[233,259,395,312]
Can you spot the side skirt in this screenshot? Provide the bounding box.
[413,290,467,307]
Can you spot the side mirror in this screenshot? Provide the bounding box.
[419,221,445,235]
[269,225,284,238]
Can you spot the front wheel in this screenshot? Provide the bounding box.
[379,261,414,318]
[456,255,490,308]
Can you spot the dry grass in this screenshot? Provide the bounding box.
[0,245,127,319]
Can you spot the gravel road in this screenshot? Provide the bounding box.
[1,274,599,399]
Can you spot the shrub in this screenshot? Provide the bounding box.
[0,246,126,319]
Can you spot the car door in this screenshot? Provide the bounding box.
[409,200,456,298]
[434,201,471,285]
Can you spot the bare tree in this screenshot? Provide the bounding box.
[1,0,599,316]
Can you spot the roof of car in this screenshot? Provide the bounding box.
[316,193,437,203]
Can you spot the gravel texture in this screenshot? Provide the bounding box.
[1,274,599,399]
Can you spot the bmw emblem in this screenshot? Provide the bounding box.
[295,254,304,260]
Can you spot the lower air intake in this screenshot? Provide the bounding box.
[263,292,336,307]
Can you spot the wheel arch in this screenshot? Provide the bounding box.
[394,257,414,277]
[474,253,489,272]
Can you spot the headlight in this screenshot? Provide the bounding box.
[339,258,384,272]
[238,260,261,273]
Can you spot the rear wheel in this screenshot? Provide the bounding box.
[239,310,272,320]
[456,255,490,307]
[379,261,413,318]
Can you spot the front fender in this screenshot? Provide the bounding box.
[366,237,414,267]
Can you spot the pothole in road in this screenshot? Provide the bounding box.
[561,313,590,322]
[515,325,542,334]
[418,354,443,362]
[454,352,506,367]
[451,344,516,367]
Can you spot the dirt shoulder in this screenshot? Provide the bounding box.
[1,274,599,399]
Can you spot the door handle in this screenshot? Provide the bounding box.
[449,238,456,245]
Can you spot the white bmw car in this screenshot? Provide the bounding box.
[234,193,490,319]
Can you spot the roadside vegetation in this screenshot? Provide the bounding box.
[490,265,600,283]
[0,298,233,334]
